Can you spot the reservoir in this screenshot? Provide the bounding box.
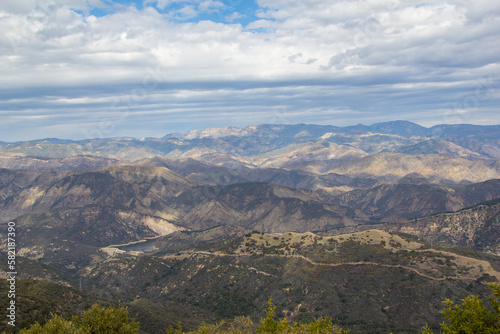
[116,237,160,252]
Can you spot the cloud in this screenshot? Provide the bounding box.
[225,11,243,22]
[0,0,499,141]
[198,1,224,13]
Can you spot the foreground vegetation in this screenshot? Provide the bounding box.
[13,284,499,334]
[18,304,139,334]
[423,284,500,334]
[166,299,348,334]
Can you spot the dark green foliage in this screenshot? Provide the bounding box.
[17,314,83,334]
[0,279,100,333]
[127,299,217,333]
[422,284,500,334]
[166,299,348,334]
[76,304,139,334]
[83,245,494,333]
[18,304,139,334]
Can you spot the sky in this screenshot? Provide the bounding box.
[0,0,499,141]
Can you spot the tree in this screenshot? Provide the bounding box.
[19,300,347,334]
[166,299,348,334]
[19,304,139,334]
[19,314,84,334]
[422,284,499,333]
[257,299,290,334]
[77,303,139,334]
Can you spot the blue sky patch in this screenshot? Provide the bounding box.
[87,0,263,26]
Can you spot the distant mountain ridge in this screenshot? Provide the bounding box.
[1,121,500,185]
[2,121,500,157]
[162,121,500,140]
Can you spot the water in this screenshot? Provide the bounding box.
[118,237,159,252]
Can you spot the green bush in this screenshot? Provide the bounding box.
[166,299,348,334]
[19,304,139,334]
[422,284,499,333]
[18,314,84,334]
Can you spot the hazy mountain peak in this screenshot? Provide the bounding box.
[369,120,428,136]
[164,125,259,140]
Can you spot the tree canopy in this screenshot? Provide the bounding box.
[422,284,499,334]
[18,304,139,334]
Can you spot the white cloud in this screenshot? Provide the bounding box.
[2,1,497,83]
[198,1,224,13]
[0,0,499,140]
[225,11,243,22]
[168,5,198,20]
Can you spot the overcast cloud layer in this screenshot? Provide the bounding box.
[0,0,499,141]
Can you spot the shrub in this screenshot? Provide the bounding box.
[19,304,139,334]
[181,299,348,334]
[19,314,84,334]
[422,284,499,334]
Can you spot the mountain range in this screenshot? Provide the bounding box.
[1,121,499,333]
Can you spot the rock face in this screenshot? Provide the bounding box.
[386,199,500,255]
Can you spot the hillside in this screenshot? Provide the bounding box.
[0,278,216,334]
[334,179,500,222]
[2,166,500,274]
[0,153,118,170]
[0,165,195,221]
[392,139,484,158]
[0,279,100,332]
[82,229,499,334]
[279,153,500,183]
[386,199,500,256]
[2,225,499,333]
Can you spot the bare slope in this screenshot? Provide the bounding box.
[386,199,500,256]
